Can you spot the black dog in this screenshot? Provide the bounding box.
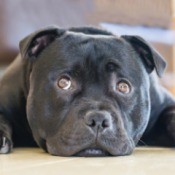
[0,26,175,156]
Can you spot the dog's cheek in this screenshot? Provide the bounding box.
[26,88,49,145]
[121,95,151,144]
[131,105,151,144]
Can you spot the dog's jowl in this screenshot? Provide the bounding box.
[0,26,175,156]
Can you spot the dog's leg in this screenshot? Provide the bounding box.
[162,106,175,144]
[0,115,13,154]
[141,105,175,146]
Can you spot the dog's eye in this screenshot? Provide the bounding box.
[117,81,130,94]
[57,76,71,90]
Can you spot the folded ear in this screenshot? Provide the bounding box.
[121,35,166,77]
[19,26,65,59]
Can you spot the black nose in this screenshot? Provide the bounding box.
[85,111,112,132]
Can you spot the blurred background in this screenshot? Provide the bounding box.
[0,0,175,93]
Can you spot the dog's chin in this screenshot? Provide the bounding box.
[73,147,111,157]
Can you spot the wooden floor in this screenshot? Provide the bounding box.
[1,147,175,175]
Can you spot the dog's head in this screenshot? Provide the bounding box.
[19,26,166,156]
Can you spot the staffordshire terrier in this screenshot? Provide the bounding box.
[0,26,175,157]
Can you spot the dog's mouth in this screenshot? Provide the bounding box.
[74,147,111,157]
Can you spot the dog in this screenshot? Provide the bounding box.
[0,26,175,157]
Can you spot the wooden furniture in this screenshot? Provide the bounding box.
[1,147,175,175]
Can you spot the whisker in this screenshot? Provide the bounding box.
[138,139,148,146]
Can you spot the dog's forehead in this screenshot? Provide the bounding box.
[33,30,146,88]
[36,30,143,82]
[58,31,130,65]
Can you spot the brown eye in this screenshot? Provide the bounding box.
[117,81,130,94]
[57,77,71,90]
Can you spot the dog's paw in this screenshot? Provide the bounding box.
[0,131,13,154]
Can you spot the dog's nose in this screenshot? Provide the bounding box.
[85,111,112,132]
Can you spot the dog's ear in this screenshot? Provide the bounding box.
[19,26,65,59]
[121,35,166,77]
